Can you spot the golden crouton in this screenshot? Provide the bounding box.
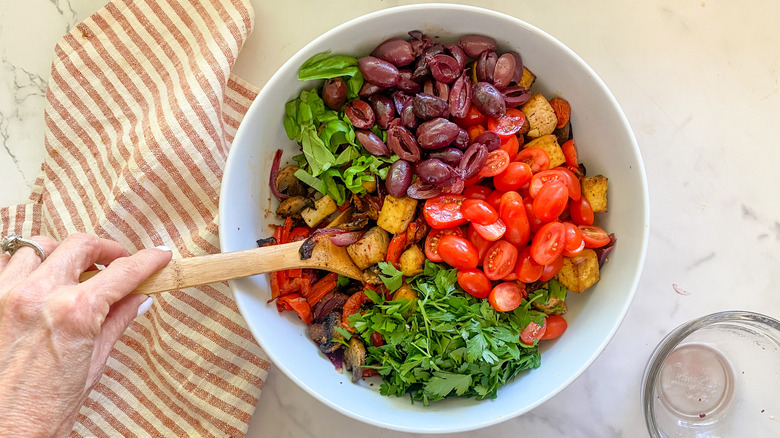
[377,195,418,235]
[518,67,536,90]
[557,249,600,293]
[399,245,425,276]
[521,93,558,138]
[523,134,566,168]
[346,226,390,270]
[582,175,608,213]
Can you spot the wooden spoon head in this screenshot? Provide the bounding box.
[304,236,363,280]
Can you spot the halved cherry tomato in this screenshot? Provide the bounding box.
[499,134,520,160]
[461,198,498,225]
[486,190,505,211]
[579,225,611,248]
[467,125,486,143]
[569,197,594,226]
[562,222,585,257]
[479,149,511,177]
[424,194,467,229]
[524,197,545,234]
[561,139,578,167]
[501,193,531,248]
[554,167,582,201]
[489,282,526,312]
[465,224,492,265]
[502,270,518,281]
[541,314,567,340]
[472,219,506,241]
[437,234,479,270]
[487,108,526,138]
[499,191,524,218]
[515,147,550,173]
[463,175,484,186]
[540,255,564,281]
[515,246,544,283]
[424,227,464,262]
[520,318,547,345]
[463,185,492,200]
[532,180,569,222]
[457,269,492,299]
[483,240,518,280]
[528,169,566,198]
[454,104,487,127]
[530,221,566,265]
[493,162,533,192]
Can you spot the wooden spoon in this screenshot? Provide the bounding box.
[78,237,362,295]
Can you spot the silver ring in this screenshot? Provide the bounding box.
[1,234,46,262]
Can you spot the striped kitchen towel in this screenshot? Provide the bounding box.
[0,0,271,436]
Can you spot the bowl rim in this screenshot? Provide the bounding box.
[220,2,650,433]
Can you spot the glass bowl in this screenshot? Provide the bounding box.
[642,311,780,437]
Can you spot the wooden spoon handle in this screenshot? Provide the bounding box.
[78,241,307,295]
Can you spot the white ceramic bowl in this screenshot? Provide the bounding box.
[219,3,649,433]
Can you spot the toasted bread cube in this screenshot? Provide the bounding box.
[557,249,600,293]
[582,175,608,213]
[518,67,536,90]
[523,134,566,168]
[399,245,425,276]
[521,93,558,138]
[377,195,418,235]
[346,226,390,270]
[300,195,338,228]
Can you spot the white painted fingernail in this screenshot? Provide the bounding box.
[136,296,154,318]
[155,245,172,252]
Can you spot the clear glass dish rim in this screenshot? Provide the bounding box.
[641,310,780,437]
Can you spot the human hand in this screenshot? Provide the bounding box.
[0,233,172,437]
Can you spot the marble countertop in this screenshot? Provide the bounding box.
[4,0,780,436]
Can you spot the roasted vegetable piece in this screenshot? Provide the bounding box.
[581,175,608,213]
[521,93,558,138]
[399,245,425,276]
[377,195,418,234]
[301,195,338,228]
[276,196,313,218]
[275,165,307,197]
[308,311,344,354]
[531,295,567,315]
[523,134,566,169]
[557,249,600,293]
[343,337,367,383]
[346,226,390,270]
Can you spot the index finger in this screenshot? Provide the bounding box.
[78,246,173,305]
[38,233,130,283]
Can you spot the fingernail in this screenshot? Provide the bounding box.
[136,296,154,318]
[155,245,172,252]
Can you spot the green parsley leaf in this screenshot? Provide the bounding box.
[377,262,405,292]
[424,371,472,398]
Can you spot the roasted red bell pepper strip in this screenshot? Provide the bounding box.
[288,226,310,242]
[386,233,407,266]
[276,293,313,325]
[342,290,367,331]
[303,272,338,306]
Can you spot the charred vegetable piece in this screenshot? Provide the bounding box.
[346,226,390,270]
[308,311,344,354]
[275,165,307,197]
[276,196,313,218]
[343,337,367,383]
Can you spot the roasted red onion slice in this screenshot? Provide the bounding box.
[270,149,289,201]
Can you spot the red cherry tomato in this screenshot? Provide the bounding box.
[499,135,520,160]
[483,240,518,281]
[539,255,564,281]
[463,175,484,187]
[520,318,547,345]
[472,219,506,242]
[499,191,524,218]
[530,222,566,265]
[424,194,467,229]
[479,149,511,177]
[457,269,492,299]
[424,227,464,262]
[532,180,569,222]
[524,197,545,234]
[562,222,585,257]
[463,185,492,200]
[514,147,550,173]
[486,190,505,211]
[499,192,530,247]
[528,169,565,198]
[569,196,594,226]
[493,162,533,192]
[561,139,578,167]
[461,198,499,225]
[554,167,582,201]
[489,282,526,312]
[454,104,487,127]
[437,234,479,270]
[502,270,518,281]
[514,246,544,283]
[541,315,568,340]
[466,224,492,265]
[579,225,611,248]
[487,108,526,138]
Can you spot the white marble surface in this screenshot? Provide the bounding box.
[4,0,780,436]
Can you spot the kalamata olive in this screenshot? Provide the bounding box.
[448,72,472,119]
[358,81,385,98]
[453,128,470,150]
[372,37,415,67]
[473,131,501,151]
[444,44,467,70]
[344,100,375,129]
[472,82,506,118]
[322,77,348,110]
[411,44,445,82]
[416,117,460,149]
[506,51,524,84]
[502,85,532,107]
[406,179,442,200]
[392,91,412,114]
[396,70,422,94]
[385,159,413,197]
[459,143,488,179]
[416,158,455,185]
[355,129,389,156]
[413,93,449,120]
[493,53,516,90]
[427,54,461,84]
[387,125,421,161]
[392,91,418,129]
[428,147,463,166]
[457,34,498,58]
[358,56,400,87]
[368,95,395,129]
[408,30,434,57]
[441,177,465,195]
[434,80,449,101]
[476,51,498,83]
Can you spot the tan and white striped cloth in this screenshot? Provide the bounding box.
[0,0,272,436]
